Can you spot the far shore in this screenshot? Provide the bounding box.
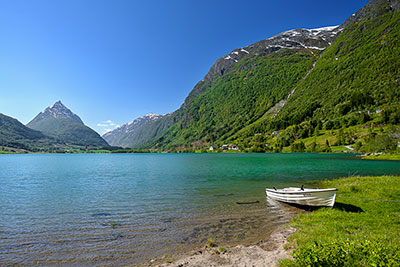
[1,148,362,155]
[361,153,400,160]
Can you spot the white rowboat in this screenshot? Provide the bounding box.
[265,186,338,207]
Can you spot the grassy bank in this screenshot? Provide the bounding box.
[0,151,16,154]
[362,154,400,161]
[280,176,400,266]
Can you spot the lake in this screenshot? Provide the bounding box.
[1,153,399,265]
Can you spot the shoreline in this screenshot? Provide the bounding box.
[0,150,362,156]
[360,153,400,161]
[138,226,297,267]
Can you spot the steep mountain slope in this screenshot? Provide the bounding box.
[0,113,56,151]
[137,0,399,151]
[239,0,400,138]
[27,101,109,148]
[103,113,164,147]
[145,27,342,150]
[119,26,341,150]
[107,0,399,151]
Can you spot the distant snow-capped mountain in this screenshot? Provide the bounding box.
[103,113,164,147]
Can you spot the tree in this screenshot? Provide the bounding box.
[309,141,318,152]
[353,141,362,151]
[358,112,370,124]
[291,141,305,152]
[314,125,320,137]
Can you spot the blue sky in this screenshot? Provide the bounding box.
[0,0,367,135]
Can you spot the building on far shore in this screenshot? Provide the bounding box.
[220,144,239,151]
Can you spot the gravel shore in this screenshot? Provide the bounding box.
[153,226,296,267]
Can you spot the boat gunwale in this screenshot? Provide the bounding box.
[265,188,338,194]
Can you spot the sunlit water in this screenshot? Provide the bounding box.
[1,153,399,266]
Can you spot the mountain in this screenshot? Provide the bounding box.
[241,0,400,136]
[182,25,341,106]
[27,101,109,148]
[28,100,84,125]
[120,0,400,151]
[128,25,343,149]
[0,113,56,151]
[103,113,164,148]
[110,25,343,150]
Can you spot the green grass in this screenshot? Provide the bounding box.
[218,246,227,253]
[88,149,111,153]
[0,150,16,154]
[281,176,400,266]
[362,154,400,161]
[330,145,350,152]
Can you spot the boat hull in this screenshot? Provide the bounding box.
[265,188,337,207]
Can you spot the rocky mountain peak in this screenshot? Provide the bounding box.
[341,0,400,28]
[206,25,340,82]
[27,101,84,126]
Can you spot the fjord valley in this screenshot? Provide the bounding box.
[1,0,399,155]
[1,0,400,266]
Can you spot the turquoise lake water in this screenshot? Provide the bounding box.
[1,153,399,265]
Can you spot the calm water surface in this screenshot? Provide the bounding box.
[1,153,399,266]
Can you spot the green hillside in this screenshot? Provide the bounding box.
[234,1,400,153]
[134,0,400,153]
[0,113,56,151]
[151,49,320,150]
[264,7,399,131]
[28,117,108,148]
[125,114,175,148]
[27,101,109,148]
